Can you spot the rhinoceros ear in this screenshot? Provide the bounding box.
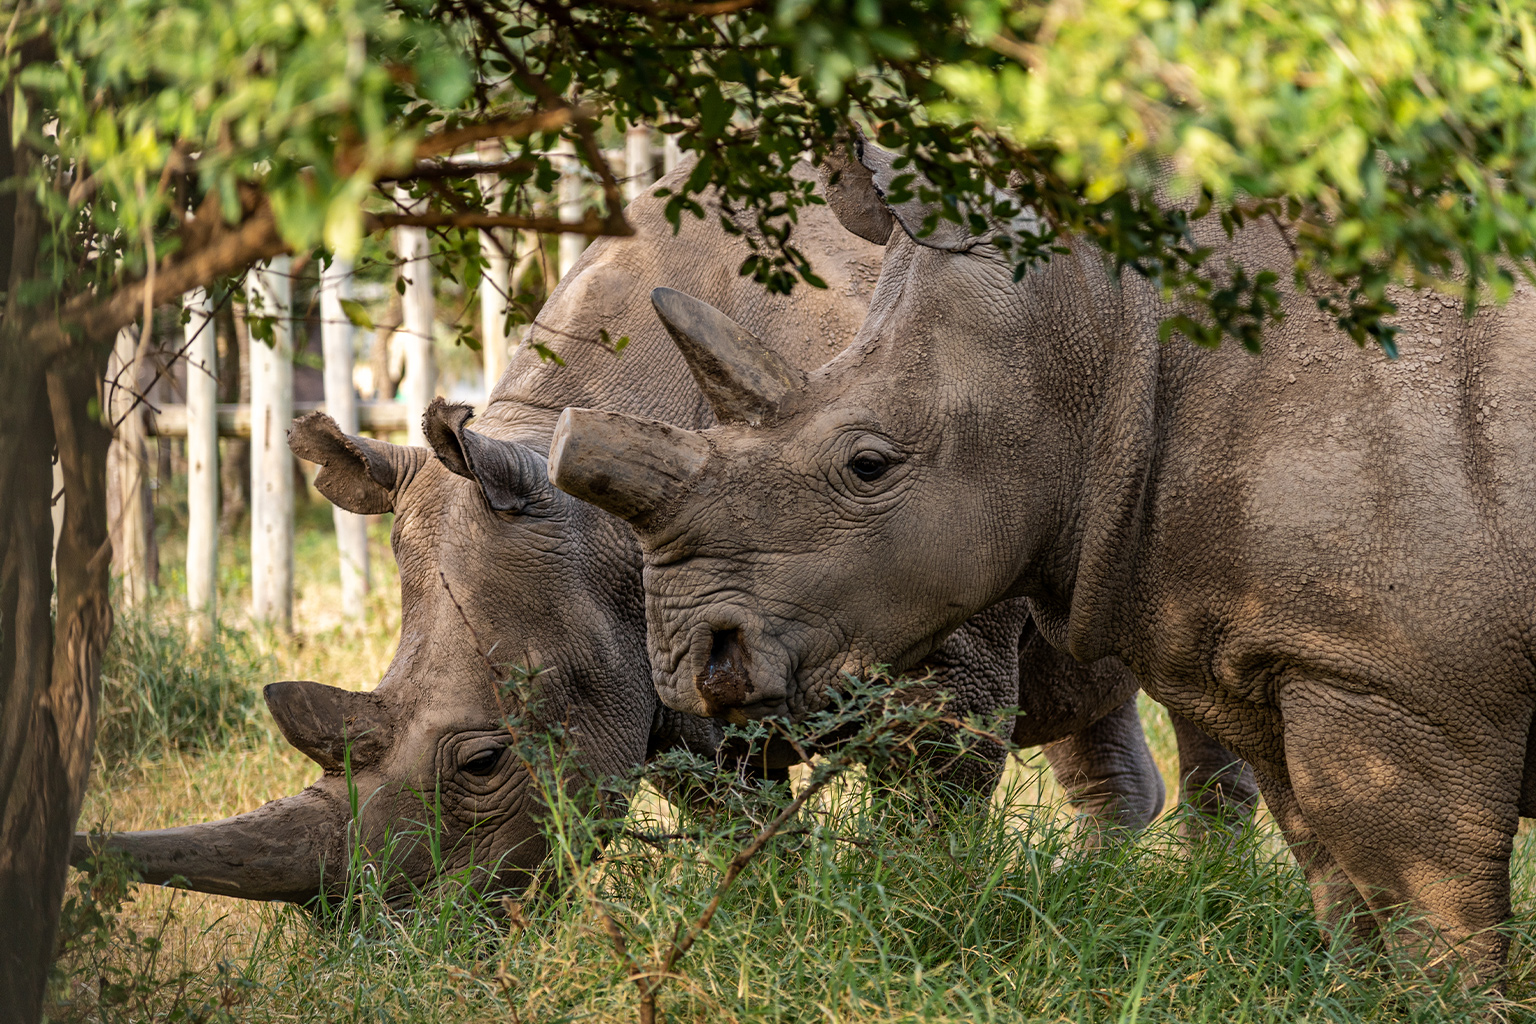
[422,398,550,514]
[650,288,805,427]
[852,138,980,253]
[264,680,394,773]
[819,131,895,246]
[855,136,1044,253]
[548,407,710,529]
[288,412,425,515]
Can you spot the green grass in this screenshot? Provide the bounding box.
[94,608,272,769]
[48,480,1536,1023]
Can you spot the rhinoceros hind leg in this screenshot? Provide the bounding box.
[1279,678,1521,987]
[1042,697,1166,849]
[1168,710,1261,841]
[1254,766,1377,946]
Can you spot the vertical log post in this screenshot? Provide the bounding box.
[319,258,370,621]
[476,140,511,399]
[557,138,585,280]
[625,123,654,203]
[105,326,152,608]
[663,134,682,175]
[183,288,219,638]
[247,258,294,632]
[396,188,436,447]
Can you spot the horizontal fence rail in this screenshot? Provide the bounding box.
[147,401,417,438]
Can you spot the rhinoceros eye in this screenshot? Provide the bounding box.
[849,451,890,482]
[460,746,505,777]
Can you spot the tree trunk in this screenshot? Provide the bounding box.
[0,85,115,1021]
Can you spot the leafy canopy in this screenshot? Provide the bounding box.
[6,0,1536,353]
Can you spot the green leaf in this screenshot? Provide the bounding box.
[699,83,732,137]
[532,342,567,367]
[338,299,373,331]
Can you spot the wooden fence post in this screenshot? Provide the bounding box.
[247,257,294,632]
[320,258,370,621]
[183,288,219,637]
[663,134,682,175]
[625,124,654,203]
[477,140,511,398]
[50,459,63,579]
[396,188,436,447]
[106,325,152,608]
[557,138,585,279]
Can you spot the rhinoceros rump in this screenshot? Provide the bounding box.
[548,140,1536,979]
[75,161,1246,905]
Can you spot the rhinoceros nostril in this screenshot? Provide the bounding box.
[697,628,754,711]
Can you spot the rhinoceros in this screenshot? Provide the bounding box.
[73,161,1246,906]
[548,140,1536,978]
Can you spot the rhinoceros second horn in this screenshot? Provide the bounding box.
[548,407,710,526]
[650,287,805,426]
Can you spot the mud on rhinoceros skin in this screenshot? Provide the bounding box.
[72,159,1252,906]
[548,136,1536,981]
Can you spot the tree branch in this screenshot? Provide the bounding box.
[379,156,537,183]
[30,201,285,364]
[413,106,583,160]
[364,210,631,236]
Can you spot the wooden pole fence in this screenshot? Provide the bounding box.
[247,257,295,633]
[184,288,219,638]
[320,258,371,620]
[116,139,669,630]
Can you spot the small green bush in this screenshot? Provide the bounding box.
[94,609,271,770]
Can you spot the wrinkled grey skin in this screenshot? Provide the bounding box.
[71,162,1243,906]
[549,140,1536,980]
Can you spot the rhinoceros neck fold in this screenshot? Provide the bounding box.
[1058,291,1165,666]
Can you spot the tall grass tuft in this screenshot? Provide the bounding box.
[56,677,1536,1022]
[94,607,273,771]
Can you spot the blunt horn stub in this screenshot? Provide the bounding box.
[548,407,710,528]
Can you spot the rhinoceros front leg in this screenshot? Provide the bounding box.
[1042,697,1166,847]
[1276,678,1525,986]
[1168,710,1260,839]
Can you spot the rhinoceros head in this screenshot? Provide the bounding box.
[76,157,886,902]
[550,141,1065,723]
[76,403,661,904]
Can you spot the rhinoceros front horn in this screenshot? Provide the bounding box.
[651,287,805,426]
[548,407,710,528]
[264,680,394,773]
[70,788,345,903]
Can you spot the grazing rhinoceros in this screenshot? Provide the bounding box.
[548,139,1536,979]
[73,161,1246,906]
